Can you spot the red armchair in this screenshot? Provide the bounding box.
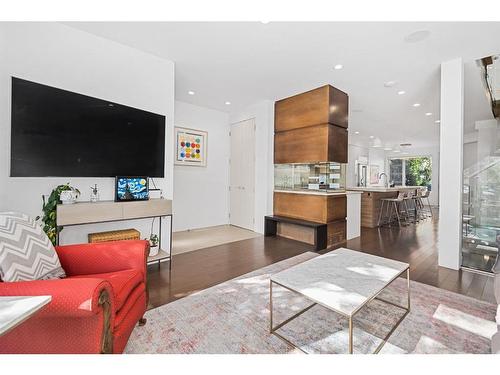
[0,240,149,354]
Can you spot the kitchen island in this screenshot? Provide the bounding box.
[348,186,420,228]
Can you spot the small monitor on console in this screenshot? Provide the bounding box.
[115,177,149,202]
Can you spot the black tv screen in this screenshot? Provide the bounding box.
[10,77,166,177]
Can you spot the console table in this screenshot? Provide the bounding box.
[56,199,173,269]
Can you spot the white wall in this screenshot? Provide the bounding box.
[347,144,368,187]
[368,148,386,185]
[229,100,274,234]
[0,23,175,245]
[438,58,464,270]
[475,119,500,161]
[173,101,230,232]
[463,140,478,170]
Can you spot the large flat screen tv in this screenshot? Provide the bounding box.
[11,77,166,177]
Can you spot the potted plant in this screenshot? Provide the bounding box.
[37,183,80,245]
[149,234,159,248]
[148,234,159,257]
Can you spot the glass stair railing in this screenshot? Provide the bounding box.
[462,155,500,272]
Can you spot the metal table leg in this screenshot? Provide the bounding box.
[348,316,353,354]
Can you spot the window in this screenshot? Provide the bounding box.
[388,156,432,189]
[389,159,403,186]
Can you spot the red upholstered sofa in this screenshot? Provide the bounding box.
[0,240,149,354]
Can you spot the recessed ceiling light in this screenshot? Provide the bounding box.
[333,64,343,70]
[413,103,421,107]
[397,90,406,95]
[369,135,375,139]
[108,103,114,107]
[225,101,231,105]
[393,149,401,153]
[188,90,195,95]
[260,20,270,24]
[384,147,393,151]
[404,30,431,43]
[384,81,397,88]
[435,120,441,124]
[372,138,383,148]
[354,131,360,135]
[425,112,432,116]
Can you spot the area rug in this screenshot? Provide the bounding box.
[125,252,497,354]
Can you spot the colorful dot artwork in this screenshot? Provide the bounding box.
[176,128,206,165]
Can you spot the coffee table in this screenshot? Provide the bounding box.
[270,248,410,354]
[0,296,52,336]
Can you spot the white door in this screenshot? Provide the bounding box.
[230,118,255,230]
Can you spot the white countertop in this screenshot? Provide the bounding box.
[0,296,51,336]
[347,186,421,193]
[274,189,362,196]
[271,248,409,316]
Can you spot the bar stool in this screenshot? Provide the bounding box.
[378,192,407,227]
[411,188,426,222]
[403,191,417,223]
[420,188,433,218]
[398,191,413,223]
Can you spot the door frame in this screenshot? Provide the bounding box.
[229,117,256,231]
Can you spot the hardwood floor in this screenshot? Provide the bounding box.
[343,215,495,304]
[147,214,496,309]
[147,236,314,308]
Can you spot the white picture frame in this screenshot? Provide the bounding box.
[174,126,208,167]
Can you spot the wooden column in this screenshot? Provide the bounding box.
[273,85,349,249]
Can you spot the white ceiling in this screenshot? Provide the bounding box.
[65,22,500,149]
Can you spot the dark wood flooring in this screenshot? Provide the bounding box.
[147,215,496,309]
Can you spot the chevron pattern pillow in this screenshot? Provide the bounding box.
[0,212,66,282]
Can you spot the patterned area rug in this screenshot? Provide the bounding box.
[125,252,497,354]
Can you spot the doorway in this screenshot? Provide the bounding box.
[229,118,256,230]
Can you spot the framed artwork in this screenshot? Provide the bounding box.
[369,165,380,185]
[174,127,208,167]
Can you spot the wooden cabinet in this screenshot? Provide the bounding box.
[274,123,348,164]
[273,192,346,224]
[328,124,348,163]
[360,191,397,228]
[270,193,348,248]
[275,85,348,131]
[327,220,347,247]
[274,85,348,164]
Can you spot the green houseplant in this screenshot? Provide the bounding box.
[37,183,80,245]
[149,234,159,248]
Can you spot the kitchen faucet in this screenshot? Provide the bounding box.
[378,172,389,188]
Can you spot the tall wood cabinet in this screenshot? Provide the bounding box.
[271,85,349,249]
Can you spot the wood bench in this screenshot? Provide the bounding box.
[264,215,327,251]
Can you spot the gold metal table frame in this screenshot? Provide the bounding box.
[269,268,410,354]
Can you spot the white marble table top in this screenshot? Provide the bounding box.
[271,248,409,316]
[0,296,52,336]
